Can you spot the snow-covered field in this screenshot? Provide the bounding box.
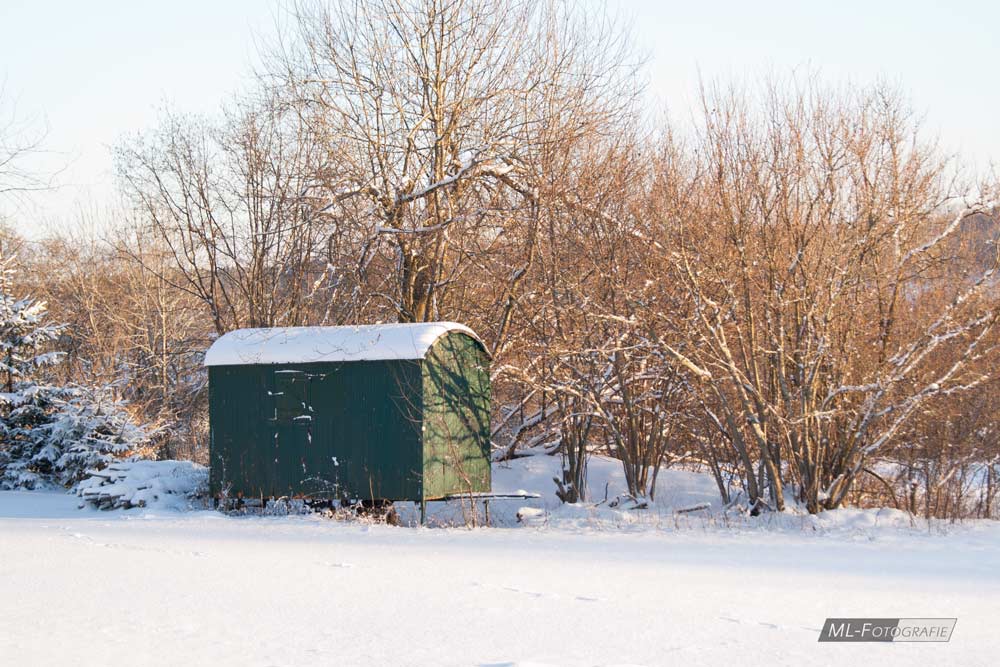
[1,451,998,666]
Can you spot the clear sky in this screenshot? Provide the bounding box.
[2,0,998,237]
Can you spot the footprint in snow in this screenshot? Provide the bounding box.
[502,586,545,598]
[479,663,639,667]
[719,615,818,633]
[474,582,599,602]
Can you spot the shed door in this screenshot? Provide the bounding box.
[269,369,318,496]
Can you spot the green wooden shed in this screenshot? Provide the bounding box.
[204,322,491,512]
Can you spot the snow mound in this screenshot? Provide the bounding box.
[75,460,207,510]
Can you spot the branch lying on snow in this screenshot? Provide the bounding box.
[495,403,559,461]
[675,502,711,514]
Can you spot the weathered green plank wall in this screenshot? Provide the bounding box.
[421,332,491,499]
[209,360,423,500]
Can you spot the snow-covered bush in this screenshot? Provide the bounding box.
[1,382,163,490]
[76,460,207,510]
[0,256,160,489]
[51,385,162,485]
[0,383,75,489]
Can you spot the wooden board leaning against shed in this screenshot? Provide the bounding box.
[204,323,491,513]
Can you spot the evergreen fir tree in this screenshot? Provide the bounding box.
[0,255,158,489]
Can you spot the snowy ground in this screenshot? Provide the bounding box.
[1,451,998,666]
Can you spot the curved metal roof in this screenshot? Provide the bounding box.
[204,322,484,366]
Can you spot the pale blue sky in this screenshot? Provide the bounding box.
[1,0,997,235]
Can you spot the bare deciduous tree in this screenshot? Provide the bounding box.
[116,93,328,333]
[268,0,639,333]
[656,78,999,513]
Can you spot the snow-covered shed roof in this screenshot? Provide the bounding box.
[203,322,484,367]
